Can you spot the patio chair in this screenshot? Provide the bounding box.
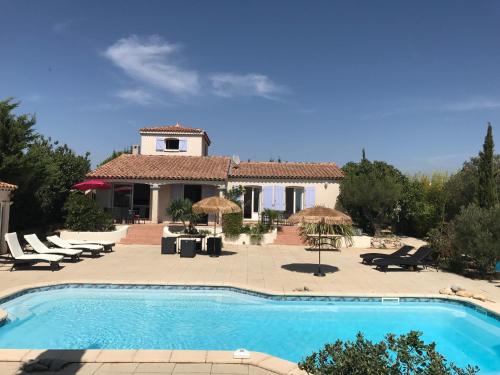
[24,234,82,260]
[46,235,103,257]
[63,239,115,251]
[360,245,414,264]
[372,246,434,272]
[4,233,63,271]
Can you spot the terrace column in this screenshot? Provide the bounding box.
[0,195,12,254]
[150,184,160,224]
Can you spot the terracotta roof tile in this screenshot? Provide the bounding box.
[88,154,230,181]
[229,162,343,180]
[140,123,211,145]
[0,181,17,190]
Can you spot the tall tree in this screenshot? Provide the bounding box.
[0,98,36,182]
[476,123,498,208]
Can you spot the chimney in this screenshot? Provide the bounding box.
[132,145,140,155]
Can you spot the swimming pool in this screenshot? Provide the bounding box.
[0,285,498,373]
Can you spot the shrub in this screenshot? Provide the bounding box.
[298,331,478,375]
[298,222,354,248]
[222,212,243,237]
[166,198,199,231]
[428,204,500,277]
[64,193,114,232]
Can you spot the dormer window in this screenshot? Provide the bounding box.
[165,138,180,150]
[155,137,187,152]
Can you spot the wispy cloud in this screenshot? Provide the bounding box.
[438,98,500,112]
[104,35,200,97]
[115,88,157,106]
[52,20,73,34]
[209,73,286,100]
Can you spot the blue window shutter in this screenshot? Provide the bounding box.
[262,186,273,209]
[274,185,285,211]
[179,138,187,152]
[155,138,164,151]
[305,186,316,208]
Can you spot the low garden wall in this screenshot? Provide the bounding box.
[60,225,129,242]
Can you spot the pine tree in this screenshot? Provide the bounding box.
[477,123,498,208]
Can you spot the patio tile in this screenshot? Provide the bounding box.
[0,350,29,362]
[248,366,279,375]
[96,362,138,373]
[58,363,102,375]
[135,363,176,373]
[170,351,207,363]
[211,363,249,374]
[172,363,212,373]
[205,351,242,364]
[0,362,21,375]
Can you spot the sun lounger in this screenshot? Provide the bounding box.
[360,245,414,264]
[24,234,82,260]
[373,246,434,272]
[64,239,114,251]
[47,236,103,256]
[4,233,63,271]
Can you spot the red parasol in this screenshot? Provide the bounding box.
[72,179,111,191]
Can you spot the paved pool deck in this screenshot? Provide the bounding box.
[0,243,498,374]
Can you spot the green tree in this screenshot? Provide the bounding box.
[339,157,406,234]
[476,123,498,208]
[299,331,478,375]
[98,147,131,167]
[64,192,114,232]
[0,98,36,182]
[166,198,199,231]
[222,186,244,236]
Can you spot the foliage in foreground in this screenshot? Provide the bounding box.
[166,198,200,231]
[298,331,478,375]
[222,186,244,237]
[64,193,114,232]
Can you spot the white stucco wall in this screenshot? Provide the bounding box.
[227,179,341,211]
[140,133,208,156]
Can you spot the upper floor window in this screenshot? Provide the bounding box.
[165,138,180,150]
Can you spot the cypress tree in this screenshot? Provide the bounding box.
[477,123,498,208]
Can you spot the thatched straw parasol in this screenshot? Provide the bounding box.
[192,196,241,256]
[289,206,352,276]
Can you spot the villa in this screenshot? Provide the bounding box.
[88,123,344,223]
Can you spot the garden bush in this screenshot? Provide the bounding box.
[428,204,500,277]
[64,193,114,232]
[298,331,478,375]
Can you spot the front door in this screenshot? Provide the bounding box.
[243,187,261,220]
[285,187,304,216]
[183,185,207,224]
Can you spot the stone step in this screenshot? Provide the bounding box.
[120,224,164,245]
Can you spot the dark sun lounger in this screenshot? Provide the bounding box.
[373,246,434,272]
[360,245,414,264]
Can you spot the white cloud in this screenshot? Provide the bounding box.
[209,73,286,100]
[104,35,200,97]
[52,20,72,33]
[115,88,156,106]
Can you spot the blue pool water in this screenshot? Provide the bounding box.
[0,286,498,373]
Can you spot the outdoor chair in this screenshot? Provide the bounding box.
[64,238,114,251]
[47,235,103,257]
[180,239,196,258]
[161,236,177,254]
[4,233,63,271]
[360,245,414,264]
[372,246,434,272]
[24,234,82,260]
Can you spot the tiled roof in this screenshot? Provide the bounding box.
[140,123,211,145]
[0,181,17,190]
[229,162,344,180]
[88,154,230,181]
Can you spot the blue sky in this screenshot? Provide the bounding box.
[1,1,499,172]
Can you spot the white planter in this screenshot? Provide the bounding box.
[60,225,129,242]
[223,229,277,246]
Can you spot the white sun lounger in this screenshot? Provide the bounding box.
[24,234,82,260]
[47,236,103,256]
[4,233,63,271]
[64,239,115,251]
